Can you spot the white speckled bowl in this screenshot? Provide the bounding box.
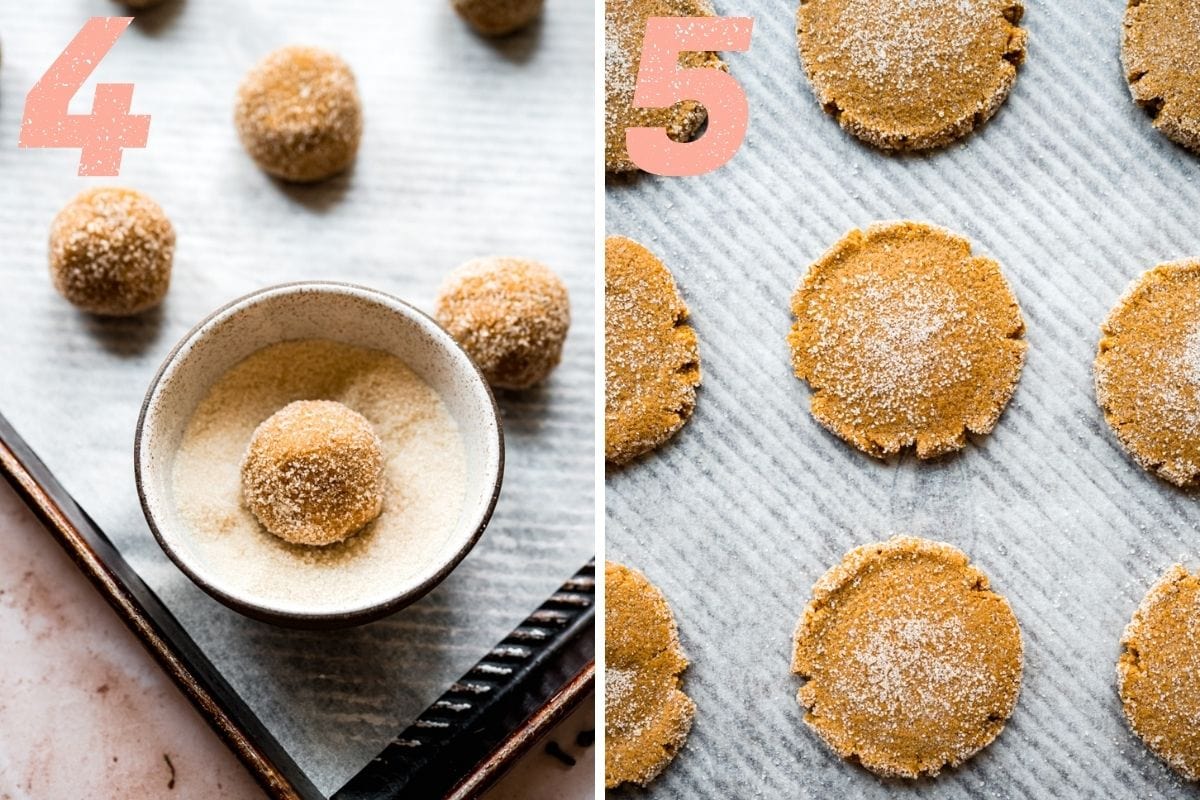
[135,282,503,628]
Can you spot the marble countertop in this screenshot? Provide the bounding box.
[0,478,594,798]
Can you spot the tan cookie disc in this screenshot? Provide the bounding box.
[1123,0,1200,153]
[791,536,1024,779]
[788,221,1026,459]
[796,0,1027,150]
[1118,564,1200,781]
[1095,261,1200,486]
[605,0,726,173]
[605,561,696,789]
[605,236,701,464]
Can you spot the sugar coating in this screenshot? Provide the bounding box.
[1122,0,1200,153]
[788,221,1026,459]
[791,536,1024,779]
[1117,564,1200,782]
[234,46,363,183]
[604,236,700,464]
[171,339,466,611]
[48,187,175,317]
[797,0,1027,150]
[241,400,385,547]
[451,0,543,36]
[1095,261,1200,486]
[605,561,695,789]
[435,257,570,390]
[605,0,725,172]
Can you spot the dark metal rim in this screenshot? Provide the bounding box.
[2,412,596,800]
[447,663,595,800]
[0,426,312,800]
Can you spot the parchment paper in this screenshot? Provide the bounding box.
[607,1,1200,796]
[0,1,593,793]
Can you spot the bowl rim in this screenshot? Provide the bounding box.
[133,280,504,628]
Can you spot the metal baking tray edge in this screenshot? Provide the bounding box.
[0,411,594,799]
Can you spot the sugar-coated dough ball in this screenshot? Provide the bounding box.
[234,46,363,183]
[452,0,544,36]
[435,257,570,390]
[241,400,385,547]
[48,187,175,316]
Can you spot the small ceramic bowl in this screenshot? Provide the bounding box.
[135,282,503,628]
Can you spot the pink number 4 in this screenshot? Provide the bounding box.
[627,16,754,177]
[19,17,150,177]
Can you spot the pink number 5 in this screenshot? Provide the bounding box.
[19,17,150,177]
[626,16,753,177]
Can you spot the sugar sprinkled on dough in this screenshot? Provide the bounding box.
[435,257,570,390]
[797,0,1026,150]
[241,400,385,547]
[811,273,969,418]
[48,187,175,317]
[1123,0,1200,153]
[234,46,363,183]
[605,561,695,788]
[789,221,1026,459]
[604,0,725,172]
[792,536,1024,779]
[171,339,466,610]
[604,668,641,734]
[845,615,992,722]
[1118,564,1200,781]
[1096,260,1200,486]
[604,236,701,464]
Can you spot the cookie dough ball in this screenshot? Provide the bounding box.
[1096,261,1200,486]
[792,536,1024,779]
[605,561,695,788]
[605,0,725,172]
[788,221,1026,459]
[435,257,570,390]
[48,187,175,316]
[241,400,385,546]
[605,236,701,464]
[234,46,363,183]
[452,0,543,36]
[1123,0,1200,152]
[797,0,1027,150]
[1118,564,1200,781]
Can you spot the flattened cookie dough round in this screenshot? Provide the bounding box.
[1095,261,1200,486]
[1123,0,1200,152]
[1118,564,1200,781]
[605,0,725,173]
[605,236,701,464]
[796,0,1027,150]
[791,536,1023,779]
[605,561,696,789]
[788,221,1026,459]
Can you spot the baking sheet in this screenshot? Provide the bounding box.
[606,1,1200,796]
[0,1,593,794]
